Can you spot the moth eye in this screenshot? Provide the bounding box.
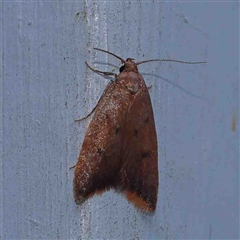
[119,65,125,73]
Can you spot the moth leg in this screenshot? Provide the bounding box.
[85,61,117,77]
[75,61,116,122]
[69,164,76,170]
[75,81,113,122]
[147,85,152,90]
[75,103,98,122]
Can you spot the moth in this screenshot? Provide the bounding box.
[73,48,206,212]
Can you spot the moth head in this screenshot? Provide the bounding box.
[120,58,138,73]
[92,48,206,74]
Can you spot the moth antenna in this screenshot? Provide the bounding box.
[137,59,207,65]
[94,48,125,63]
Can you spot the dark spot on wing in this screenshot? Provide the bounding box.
[115,126,120,135]
[141,152,150,159]
[97,148,105,155]
[145,117,149,124]
[134,129,138,138]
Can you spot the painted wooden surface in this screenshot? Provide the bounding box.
[1,1,239,239]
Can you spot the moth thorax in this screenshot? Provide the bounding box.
[123,59,138,73]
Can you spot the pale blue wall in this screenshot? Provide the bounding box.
[1,1,239,239]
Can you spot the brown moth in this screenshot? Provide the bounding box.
[73,48,206,212]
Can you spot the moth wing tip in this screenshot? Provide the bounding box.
[75,196,87,205]
[124,190,156,213]
[74,188,110,205]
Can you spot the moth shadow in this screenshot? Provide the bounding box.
[92,61,119,69]
[141,72,204,100]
